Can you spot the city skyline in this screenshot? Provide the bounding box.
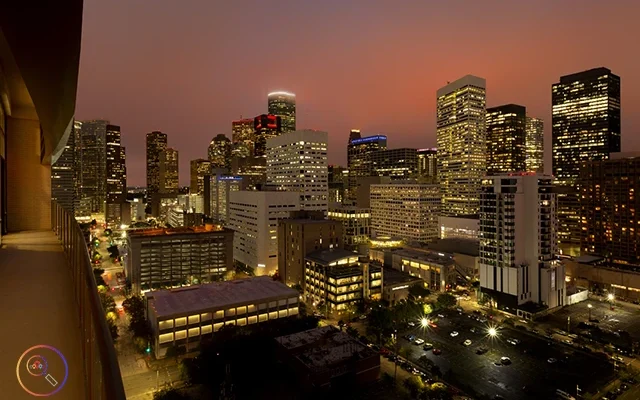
[75,1,640,186]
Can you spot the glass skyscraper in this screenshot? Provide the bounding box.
[552,67,621,246]
[486,104,527,175]
[525,117,544,173]
[268,91,296,133]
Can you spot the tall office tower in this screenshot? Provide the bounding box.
[72,120,83,218]
[525,117,544,173]
[268,91,296,133]
[159,148,179,194]
[227,190,300,276]
[278,216,343,287]
[552,67,621,247]
[190,159,211,194]
[253,114,282,157]
[486,104,527,175]
[328,165,347,205]
[370,184,440,243]
[347,132,387,200]
[51,125,76,214]
[417,148,437,183]
[371,148,418,180]
[146,131,168,207]
[79,119,108,215]
[579,154,640,267]
[266,130,329,212]
[437,75,486,239]
[231,117,255,157]
[105,124,127,223]
[208,134,232,169]
[479,174,565,312]
[209,175,243,223]
[328,205,371,251]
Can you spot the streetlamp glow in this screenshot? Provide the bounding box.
[421,318,429,328]
[488,327,497,337]
[588,303,593,321]
[607,294,615,301]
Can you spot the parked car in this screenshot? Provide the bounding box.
[423,343,433,350]
[476,347,488,355]
[450,331,459,337]
[548,358,558,364]
[414,338,425,345]
[432,348,442,355]
[463,339,472,346]
[500,357,511,365]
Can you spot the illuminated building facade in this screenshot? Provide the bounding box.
[525,117,544,173]
[208,134,231,170]
[328,165,347,204]
[304,250,382,311]
[370,184,440,243]
[231,118,255,158]
[552,67,621,246]
[51,122,77,214]
[126,225,234,294]
[347,131,387,199]
[417,148,437,183]
[328,205,371,250]
[579,154,640,267]
[105,124,127,223]
[190,158,211,195]
[253,114,282,157]
[146,131,168,207]
[479,174,565,315]
[486,104,526,175]
[227,190,300,275]
[436,75,486,221]
[391,249,455,292]
[268,91,296,133]
[266,130,328,212]
[159,148,179,194]
[208,175,243,223]
[371,148,418,180]
[79,119,108,215]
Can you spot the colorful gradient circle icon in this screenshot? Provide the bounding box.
[16,345,68,397]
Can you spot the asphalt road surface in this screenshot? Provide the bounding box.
[397,310,614,400]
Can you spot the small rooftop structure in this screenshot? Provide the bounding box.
[146,276,298,319]
[276,326,376,372]
[383,267,423,287]
[392,248,455,266]
[305,248,359,265]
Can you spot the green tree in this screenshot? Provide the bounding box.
[408,283,431,301]
[99,292,116,313]
[436,293,457,309]
[165,345,187,363]
[366,302,394,344]
[423,303,433,316]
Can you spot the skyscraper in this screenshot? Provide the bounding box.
[208,134,232,169]
[268,91,296,133]
[159,147,179,194]
[579,154,640,267]
[552,67,621,246]
[417,148,437,183]
[231,117,255,158]
[347,131,387,200]
[525,117,544,173]
[105,124,126,223]
[370,148,419,180]
[79,119,108,215]
[479,174,565,312]
[51,124,76,214]
[146,131,168,207]
[190,158,211,194]
[437,75,486,238]
[266,130,329,212]
[486,104,526,175]
[253,114,282,158]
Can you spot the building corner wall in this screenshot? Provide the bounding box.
[7,116,51,231]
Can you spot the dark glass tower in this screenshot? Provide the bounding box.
[106,124,126,223]
[552,67,621,246]
[267,91,296,133]
[346,131,387,200]
[51,122,77,214]
[146,131,168,206]
[486,104,527,175]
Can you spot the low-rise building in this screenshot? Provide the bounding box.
[382,268,425,305]
[390,248,456,292]
[146,276,299,358]
[275,326,379,390]
[304,249,382,313]
[126,225,234,293]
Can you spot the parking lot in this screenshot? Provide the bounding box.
[395,310,614,400]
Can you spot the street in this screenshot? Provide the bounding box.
[394,309,614,400]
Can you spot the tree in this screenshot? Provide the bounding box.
[398,346,414,360]
[104,228,113,237]
[338,319,346,331]
[123,296,150,340]
[408,283,431,301]
[107,244,119,259]
[346,326,359,338]
[436,293,457,309]
[99,292,116,313]
[107,318,119,340]
[366,302,394,344]
[165,345,187,363]
[423,303,434,316]
[153,388,188,400]
[404,376,424,398]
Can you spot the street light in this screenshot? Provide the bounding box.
[608,293,615,310]
[588,304,593,321]
[488,327,497,337]
[420,317,429,328]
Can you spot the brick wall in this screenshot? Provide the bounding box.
[7,116,51,231]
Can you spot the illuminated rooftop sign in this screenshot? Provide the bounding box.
[350,135,387,145]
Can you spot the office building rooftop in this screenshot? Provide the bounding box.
[128,224,227,237]
[146,276,298,319]
[305,248,359,265]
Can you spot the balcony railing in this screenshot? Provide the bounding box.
[51,202,126,400]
